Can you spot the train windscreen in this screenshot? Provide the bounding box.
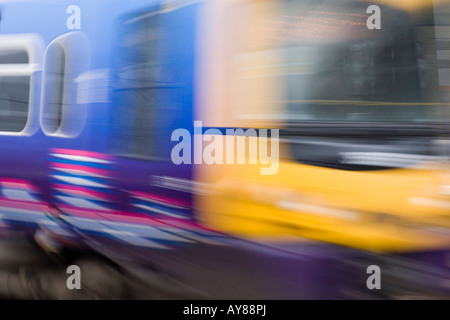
[230,0,440,124]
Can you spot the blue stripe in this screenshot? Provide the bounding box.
[49,171,111,185]
[50,180,115,195]
[133,200,188,217]
[49,158,113,169]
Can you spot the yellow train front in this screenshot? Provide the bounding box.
[194,0,450,298]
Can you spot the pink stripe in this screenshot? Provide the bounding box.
[1,179,38,192]
[56,205,105,220]
[131,191,189,208]
[53,183,113,201]
[51,163,111,177]
[57,205,216,234]
[51,148,112,160]
[0,198,48,211]
[57,205,164,226]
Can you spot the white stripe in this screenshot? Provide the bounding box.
[50,153,111,164]
[339,152,443,168]
[51,175,111,188]
[131,195,186,209]
[2,189,38,202]
[54,187,111,202]
[0,206,43,216]
[100,228,171,249]
[63,216,104,231]
[134,203,188,219]
[52,167,109,179]
[277,201,359,221]
[100,221,193,243]
[409,197,450,210]
[56,195,111,211]
[0,208,45,222]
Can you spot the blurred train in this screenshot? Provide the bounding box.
[0,0,448,299]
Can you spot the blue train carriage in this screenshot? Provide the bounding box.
[0,0,203,298]
[0,1,201,252]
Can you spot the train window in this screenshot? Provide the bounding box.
[41,32,89,137]
[0,49,29,64]
[0,35,42,134]
[0,75,30,132]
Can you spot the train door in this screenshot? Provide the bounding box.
[111,6,196,223]
[0,34,47,230]
[40,31,112,220]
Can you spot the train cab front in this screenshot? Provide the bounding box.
[194,0,450,298]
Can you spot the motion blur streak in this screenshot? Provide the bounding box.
[0,0,448,299]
